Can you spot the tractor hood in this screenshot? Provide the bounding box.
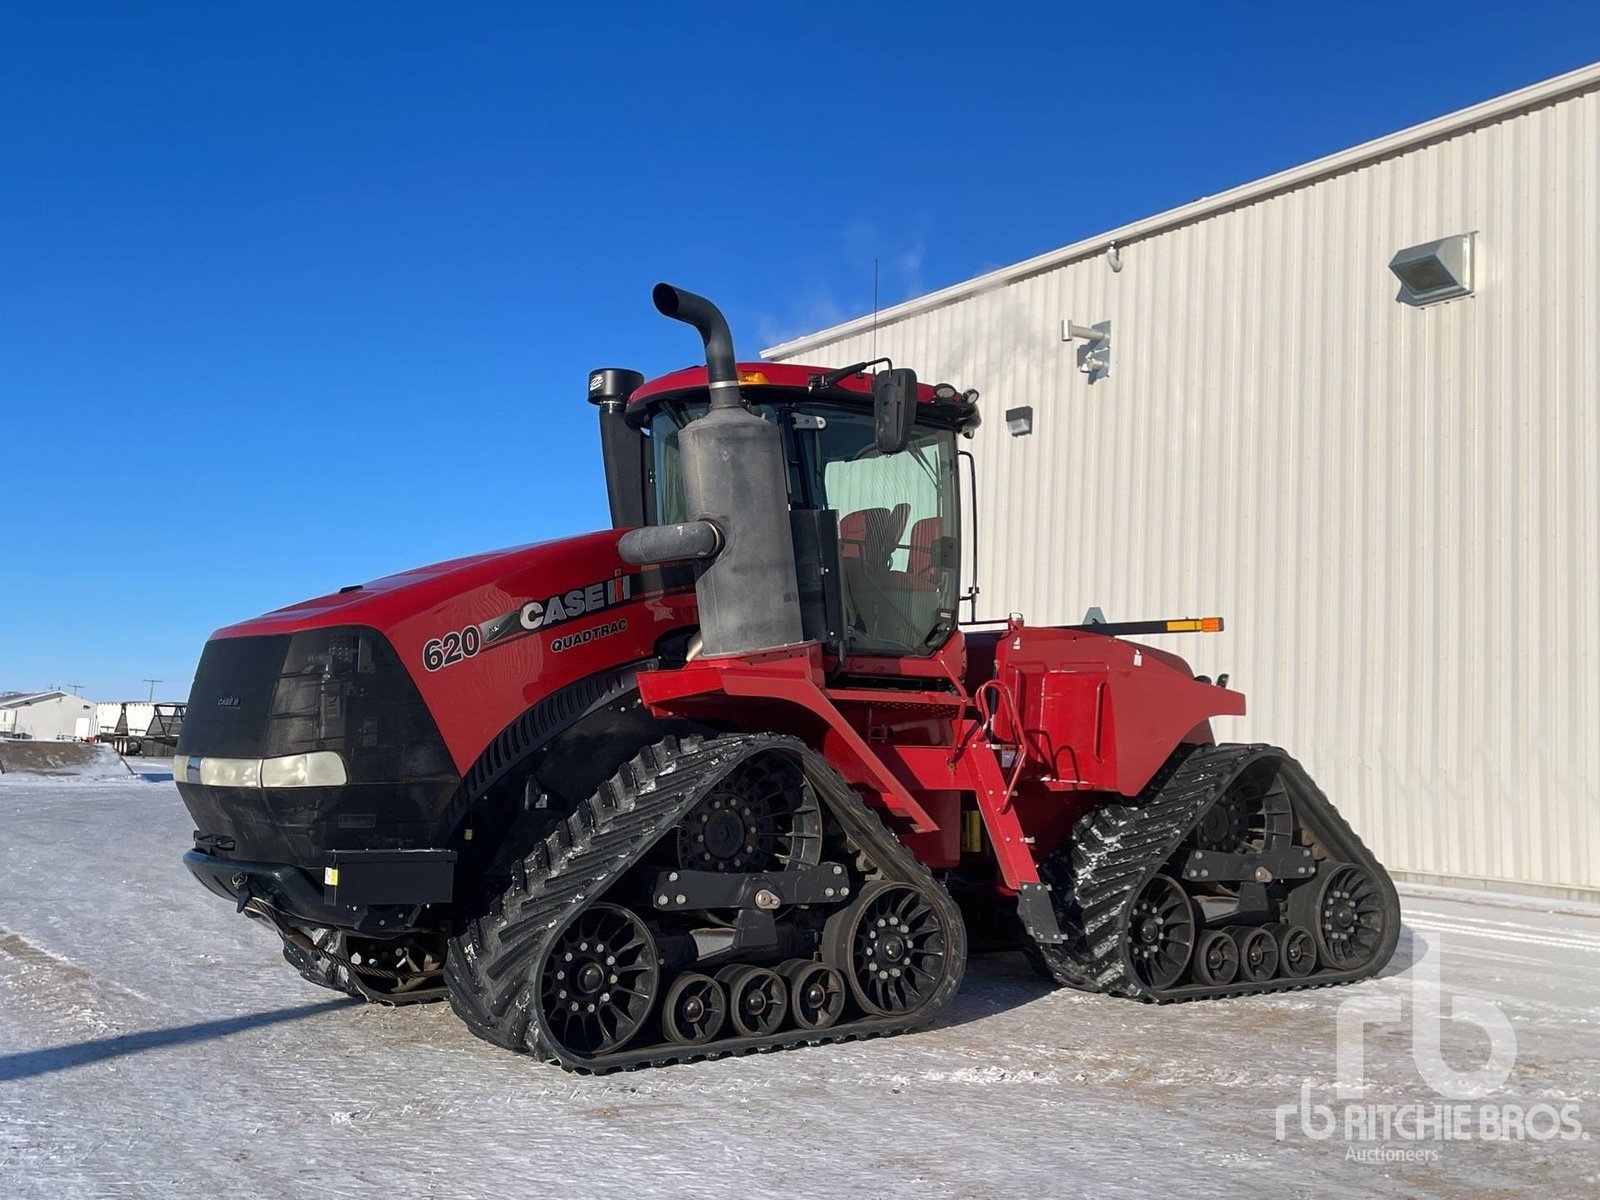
[212,530,632,641]
[187,529,700,785]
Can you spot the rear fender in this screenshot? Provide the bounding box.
[993,626,1245,796]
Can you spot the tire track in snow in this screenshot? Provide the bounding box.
[0,924,156,1020]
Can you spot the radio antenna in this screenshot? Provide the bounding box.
[872,257,880,361]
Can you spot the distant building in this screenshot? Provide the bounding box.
[0,691,97,741]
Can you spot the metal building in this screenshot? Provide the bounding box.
[0,691,97,742]
[764,64,1600,902]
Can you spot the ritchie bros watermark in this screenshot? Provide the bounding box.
[1274,933,1588,1158]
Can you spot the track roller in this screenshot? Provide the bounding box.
[1230,925,1280,983]
[717,964,788,1036]
[781,959,846,1031]
[1192,929,1240,986]
[662,972,727,1045]
[1276,924,1318,978]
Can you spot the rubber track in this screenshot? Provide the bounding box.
[445,732,967,1072]
[1048,742,1399,1003]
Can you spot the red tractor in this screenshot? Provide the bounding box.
[175,285,1399,1071]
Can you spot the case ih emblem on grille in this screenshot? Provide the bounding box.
[216,696,242,709]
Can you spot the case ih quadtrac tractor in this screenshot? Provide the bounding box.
[176,285,1399,1071]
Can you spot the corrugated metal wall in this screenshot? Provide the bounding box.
[769,79,1600,900]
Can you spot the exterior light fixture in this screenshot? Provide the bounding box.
[1005,406,1034,437]
[1389,233,1474,305]
[1062,319,1112,381]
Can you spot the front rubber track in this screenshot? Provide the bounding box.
[444,733,967,1072]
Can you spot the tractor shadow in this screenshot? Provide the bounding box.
[933,951,1060,1030]
[1375,922,1421,981]
[0,998,358,1084]
[937,923,1424,1034]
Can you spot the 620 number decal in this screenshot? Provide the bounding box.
[423,625,482,672]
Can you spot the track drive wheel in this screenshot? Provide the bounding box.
[676,753,822,872]
[1191,766,1294,854]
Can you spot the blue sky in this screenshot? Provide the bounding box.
[3,3,1596,700]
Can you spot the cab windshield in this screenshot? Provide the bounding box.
[649,397,959,656]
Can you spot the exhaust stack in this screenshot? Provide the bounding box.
[588,367,647,528]
[633,284,804,658]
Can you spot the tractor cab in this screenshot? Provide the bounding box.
[599,361,980,660]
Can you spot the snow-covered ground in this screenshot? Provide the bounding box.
[2,767,1596,1199]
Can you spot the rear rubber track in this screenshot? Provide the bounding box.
[1035,742,1400,1002]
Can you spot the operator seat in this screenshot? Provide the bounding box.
[838,504,920,650]
[898,516,943,590]
[838,505,909,573]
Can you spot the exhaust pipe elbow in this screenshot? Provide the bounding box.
[652,283,739,407]
[617,519,723,566]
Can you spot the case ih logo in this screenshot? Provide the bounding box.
[519,575,632,632]
[425,566,691,673]
[216,696,242,709]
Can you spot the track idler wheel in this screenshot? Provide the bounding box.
[661,972,728,1046]
[1276,925,1318,979]
[717,964,789,1036]
[1296,863,1389,971]
[1230,925,1280,983]
[1126,874,1197,990]
[781,959,847,1031]
[540,903,660,1057]
[1192,929,1240,986]
[824,880,957,1018]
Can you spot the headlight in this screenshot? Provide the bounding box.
[199,756,261,788]
[259,751,348,788]
[186,752,347,789]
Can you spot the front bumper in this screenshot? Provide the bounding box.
[184,846,456,935]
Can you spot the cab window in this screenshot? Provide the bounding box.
[648,398,959,656]
[796,407,958,655]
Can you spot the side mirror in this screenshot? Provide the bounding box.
[873,367,918,454]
